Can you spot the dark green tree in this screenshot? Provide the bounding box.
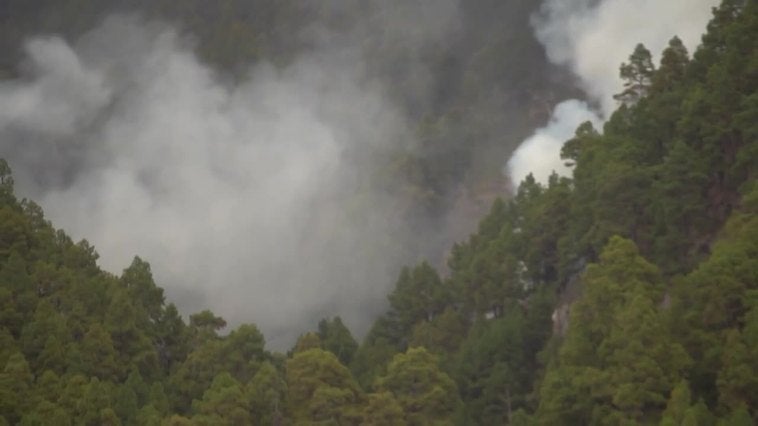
[362,391,406,426]
[78,324,121,381]
[245,361,286,426]
[614,43,656,104]
[0,352,34,423]
[286,348,363,424]
[317,316,358,366]
[388,262,452,339]
[651,36,690,93]
[120,257,164,324]
[191,373,251,425]
[376,347,460,425]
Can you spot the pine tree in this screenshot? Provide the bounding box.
[0,352,34,423]
[614,43,656,105]
[536,237,681,423]
[652,36,690,93]
[79,324,121,381]
[246,361,286,426]
[318,316,358,366]
[286,348,363,423]
[362,391,406,426]
[191,373,251,425]
[376,347,460,425]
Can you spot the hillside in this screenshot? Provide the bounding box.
[0,0,757,424]
[0,0,581,348]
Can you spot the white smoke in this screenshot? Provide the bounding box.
[506,100,601,185]
[506,0,719,186]
[0,11,459,349]
[0,37,110,137]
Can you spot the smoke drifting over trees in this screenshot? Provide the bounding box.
[0,13,447,348]
[508,0,719,185]
[0,0,721,348]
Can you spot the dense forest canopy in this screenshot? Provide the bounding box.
[1,0,757,424]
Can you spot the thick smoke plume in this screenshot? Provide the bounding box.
[0,7,459,349]
[507,0,719,185]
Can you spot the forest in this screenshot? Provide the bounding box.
[1,0,758,424]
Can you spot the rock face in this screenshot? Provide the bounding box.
[550,303,569,337]
[552,259,586,337]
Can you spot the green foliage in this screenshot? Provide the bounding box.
[455,301,550,425]
[409,306,466,358]
[168,339,223,413]
[651,36,690,94]
[191,373,251,425]
[120,257,165,324]
[719,407,755,426]
[669,190,758,407]
[362,391,406,426]
[614,43,656,104]
[0,159,13,194]
[19,300,68,373]
[154,303,190,373]
[221,324,266,383]
[292,331,322,353]
[286,348,363,424]
[318,316,358,366]
[716,291,758,416]
[388,262,452,339]
[105,289,160,379]
[376,347,460,425]
[148,382,170,416]
[660,380,695,425]
[0,352,33,423]
[189,310,227,337]
[350,318,401,390]
[19,400,71,426]
[78,323,121,381]
[536,238,689,424]
[134,405,162,426]
[246,361,286,425]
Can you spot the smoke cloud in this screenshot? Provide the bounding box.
[507,0,719,186]
[507,100,601,185]
[0,8,460,349]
